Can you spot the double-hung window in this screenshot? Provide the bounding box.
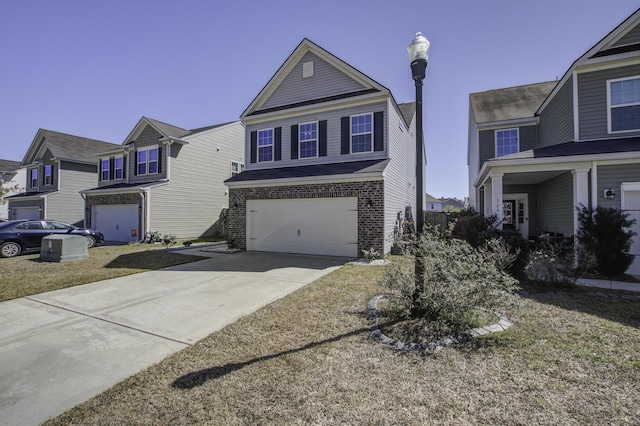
[114,156,123,180]
[44,165,52,186]
[137,146,159,175]
[351,113,373,153]
[299,122,318,158]
[231,161,245,176]
[101,159,110,181]
[495,129,518,157]
[258,129,273,162]
[30,169,38,188]
[609,76,640,132]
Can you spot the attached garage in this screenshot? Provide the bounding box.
[622,183,640,276]
[92,204,139,242]
[13,207,41,220]
[247,197,358,257]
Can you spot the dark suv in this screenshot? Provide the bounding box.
[0,220,104,258]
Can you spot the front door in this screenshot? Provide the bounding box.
[503,194,529,239]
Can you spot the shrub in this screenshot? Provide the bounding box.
[576,205,636,277]
[381,229,521,336]
[494,229,530,276]
[361,248,381,261]
[161,234,177,249]
[449,213,499,248]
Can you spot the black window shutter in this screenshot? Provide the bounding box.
[290,125,299,160]
[374,111,384,152]
[51,165,55,187]
[123,156,127,179]
[319,120,327,157]
[341,116,350,154]
[250,131,257,163]
[42,166,45,186]
[134,150,138,175]
[274,127,282,161]
[109,158,114,181]
[157,146,162,173]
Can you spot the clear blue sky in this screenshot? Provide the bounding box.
[1,1,638,199]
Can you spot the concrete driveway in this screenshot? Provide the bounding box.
[0,250,347,426]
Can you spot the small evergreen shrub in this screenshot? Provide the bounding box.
[361,248,381,261]
[161,234,177,249]
[381,229,521,336]
[576,205,636,277]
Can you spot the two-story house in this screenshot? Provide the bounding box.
[0,159,24,221]
[226,38,418,257]
[468,8,640,275]
[81,117,244,242]
[6,129,119,225]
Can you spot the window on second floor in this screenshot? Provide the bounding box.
[351,113,373,153]
[114,156,123,180]
[299,122,318,158]
[258,129,273,162]
[137,146,159,175]
[44,165,52,186]
[495,128,518,157]
[609,76,640,133]
[30,169,38,188]
[231,161,245,177]
[101,159,110,181]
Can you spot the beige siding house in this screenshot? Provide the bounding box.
[0,160,24,221]
[226,38,418,257]
[81,117,244,242]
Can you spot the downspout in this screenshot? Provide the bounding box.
[139,189,146,240]
[166,140,173,181]
[80,192,87,228]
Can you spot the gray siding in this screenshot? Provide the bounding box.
[384,100,416,253]
[597,163,640,209]
[504,184,539,238]
[261,52,367,110]
[478,125,537,165]
[47,161,98,226]
[128,126,168,183]
[578,63,640,140]
[25,149,59,193]
[537,172,574,237]
[245,101,388,171]
[539,76,574,147]
[149,122,245,238]
[613,23,640,46]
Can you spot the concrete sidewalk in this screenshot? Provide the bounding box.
[576,277,640,293]
[0,251,347,426]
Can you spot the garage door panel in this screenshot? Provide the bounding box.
[247,198,358,257]
[93,205,138,242]
[14,207,41,221]
[623,188,640,275]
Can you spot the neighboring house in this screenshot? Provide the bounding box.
[425,193,443,211]
[0,159,24,220]
[442,197,465,211]
[226,38,418,257]
[468,8,640,275]
[6,129,119,226]
[81,117,244,242]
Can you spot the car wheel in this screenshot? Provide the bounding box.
[85,236,97,248]
[0,242,22,258]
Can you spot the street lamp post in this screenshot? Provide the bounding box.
[408,32,430,316]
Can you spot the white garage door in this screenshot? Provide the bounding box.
[622,184,640,276]
[92,204,139,242]
[247,197,358,257]
[14,207,41,220]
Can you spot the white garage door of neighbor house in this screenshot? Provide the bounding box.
[92,204,139,242]
[247,197,358,257]
[623,185,640,276]
[14,207,41,220]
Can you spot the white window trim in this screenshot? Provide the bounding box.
[44,165,52,186]
[257,128,274,163]
[299,121,319,159]
[495,128,519,157]
[350,113,374,154]
[30,169,38,188]
[101,158,110,181]
[137,145,159,175]
[231,161,245,177]
[607,75,640,134]
[114,156,124,180]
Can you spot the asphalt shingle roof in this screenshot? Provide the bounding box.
[470,81,557,123]
[0,159,21,172]
[533,138,640,158]
[38,129,119,164]
[398,102,416,125]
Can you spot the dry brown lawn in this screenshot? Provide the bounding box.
[0,244,207,302]
[44,261,640,425]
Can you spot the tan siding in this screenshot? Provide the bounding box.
[149,122,244,238]
[47,165,98,226]
[384,101,416,253]
[262,52,367,110]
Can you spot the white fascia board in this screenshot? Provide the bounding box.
[226,173,384,189]
[158,136,189,144]
[242,93,389,125]
[475,116,539,131]
[474,150,640,188]
[10,191,59,201]
[81,180,169,195]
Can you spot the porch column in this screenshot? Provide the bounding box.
[572,168,590,237]
[483,183,492,217]
[491,173,504,229]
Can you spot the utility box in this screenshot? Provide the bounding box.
[40,235,89,262]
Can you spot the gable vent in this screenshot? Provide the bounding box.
[303,61,314,78]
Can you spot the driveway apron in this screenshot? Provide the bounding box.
[0,251,346,426]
